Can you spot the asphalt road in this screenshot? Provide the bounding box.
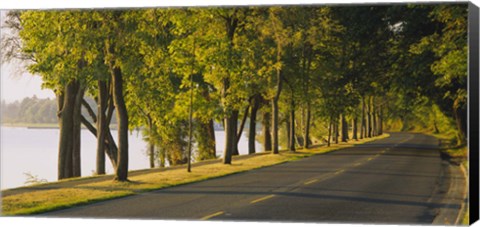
[43,132,457,224]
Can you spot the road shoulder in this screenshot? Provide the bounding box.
[432,162,468,225]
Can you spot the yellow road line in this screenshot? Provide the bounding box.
[304,179,318,185]
[250,194,275,204]
[334,169,345,175]
[201,211,224,220]
[353,162,362,167]
[367,157,373,161]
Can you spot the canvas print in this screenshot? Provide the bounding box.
[0,2,476,225]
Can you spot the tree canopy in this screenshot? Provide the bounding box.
[1,3,468,180]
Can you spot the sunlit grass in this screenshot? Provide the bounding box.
[446,146,467,158]
[417,123,467,160]
[462,206,469,225]
[1,188,132,215]
[1,134,389,216]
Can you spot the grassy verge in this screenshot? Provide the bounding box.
[428,130,467,160]
[1,133,389,216]
[462,206,469,225]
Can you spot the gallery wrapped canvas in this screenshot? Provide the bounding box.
[0,0,478,226]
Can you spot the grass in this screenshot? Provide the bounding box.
[418,127,468,161]
[1,133,389,216]
[462,206,469,225]
[2,189,132,215]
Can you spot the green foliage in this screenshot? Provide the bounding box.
[7,4,468,170]
[1,97,56,124]
[385,4,468,143]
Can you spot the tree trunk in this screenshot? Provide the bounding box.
[80,110,118,170]
[96,80,108,175]
[272,69,283,154]
[366,98,372,138]
[272,99,280,154]
[105,126,118,168]
[222,15,238,162]
[207,119,216,158]
[360,96,366,139]
[248,95,260,154]
[58,80,85,180]
[303,104,311,149]
[72,85,85,178]
[334,118,339,144]
[286,117,291,148]
[352,117,358,140]
[300,107,305,146]
[234,105,250,155]
[433,119,439,134]
[147,116,155,169]
[371,96,377,137]
[341,114,348,142]
[231,117,238,156]
[198,87,216,160]
[159,146,166,168]
[327,118,332,147]
[271,39,283,154]
[105,94,118,168]
[111,64,129,182]
[197,119,216,160]
[149,142,155,168]
[454,105,467,145]
[57,84,74,180]
[378,105,383,135]
[263,111,272,152]
[231,110,240,156]
[289,97,296,152]
[223,112,236,164]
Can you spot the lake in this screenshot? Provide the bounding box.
[0,126,262,190]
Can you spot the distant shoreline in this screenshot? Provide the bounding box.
[1,123,117,130]
[1,123,59,128]
[1,123,251,132]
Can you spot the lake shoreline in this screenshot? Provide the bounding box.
[1,123,59,128]
[0,126,261,190]
[1,123,251,131]
[1,123,120,130]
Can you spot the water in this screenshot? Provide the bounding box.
[0,126,261,190]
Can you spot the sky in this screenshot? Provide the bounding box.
[0,10,54,103]
[1,63,55,103]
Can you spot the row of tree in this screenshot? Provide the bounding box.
[1,97,58,124]
[0,3,467,182]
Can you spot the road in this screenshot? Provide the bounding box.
[43,132,460,224]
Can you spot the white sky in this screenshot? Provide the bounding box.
[1,63,55,103]
[0,10,56,103]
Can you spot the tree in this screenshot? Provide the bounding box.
[17,10,103,179]
[255,7,295,154]
[100,11,131,181]
[411,4,468,144]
